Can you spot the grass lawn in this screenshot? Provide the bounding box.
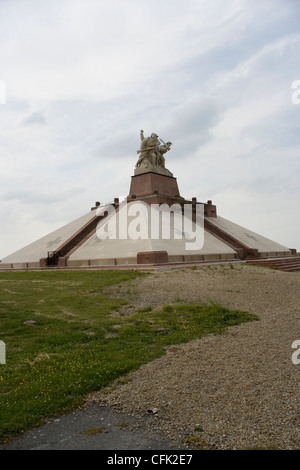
[0,269,258,442]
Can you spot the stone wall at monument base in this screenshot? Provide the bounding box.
[0,253,239,270]
[64,252,238,267]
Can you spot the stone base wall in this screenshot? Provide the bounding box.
[0,251,295,270]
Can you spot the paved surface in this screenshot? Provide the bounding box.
[0,403,188,451]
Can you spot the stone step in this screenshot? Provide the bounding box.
[204,219,258,259]
[40,206,115,267]
[246,256,300,272]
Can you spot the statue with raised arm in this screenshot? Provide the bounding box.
[134,130,173,176]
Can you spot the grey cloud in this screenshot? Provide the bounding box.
[158,98,222,159]
[92,131,137,160]
[21,111,46,126]
[1,188,83,205]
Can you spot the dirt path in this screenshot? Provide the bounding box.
[90,264,300,450]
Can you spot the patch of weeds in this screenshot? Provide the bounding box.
[185,434,213,450]
[162,305,174,313]
[194,425,204,433]
[138,306,152,313]
[83,426,106,436]
[116,421,130,430]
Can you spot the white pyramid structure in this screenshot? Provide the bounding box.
[0,131,295,269]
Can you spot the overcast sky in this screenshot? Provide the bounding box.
[1,0,300,259]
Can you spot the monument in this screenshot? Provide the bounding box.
[134,130,173,177]
[0,130,297,270]
[128,130,183,206]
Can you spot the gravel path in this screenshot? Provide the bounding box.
[89,263,300,450]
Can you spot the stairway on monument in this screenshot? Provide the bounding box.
[40,204,117,267]
[245,256,300,272]
[203,218,259,259]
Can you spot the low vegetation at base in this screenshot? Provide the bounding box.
[0,270,258,442]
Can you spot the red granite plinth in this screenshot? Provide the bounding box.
[127,171,218,216]
[128,172,182,201]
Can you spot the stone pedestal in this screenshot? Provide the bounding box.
[128,172,183,204]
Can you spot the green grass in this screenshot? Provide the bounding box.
[82,426,106,435]
[0,270,258,442]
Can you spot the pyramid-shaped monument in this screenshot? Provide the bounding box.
[0,130,295,270]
